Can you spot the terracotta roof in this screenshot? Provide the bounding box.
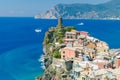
[80,31,88,35]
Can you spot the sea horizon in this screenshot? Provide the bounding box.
[1,17,120,21]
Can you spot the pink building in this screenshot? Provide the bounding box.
[64,31,89,45]
[80,31,88,36]
[60,47,76,60]
[64,32,76,44]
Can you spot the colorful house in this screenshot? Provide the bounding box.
[116,56,120,68]
[93,59,106,69]
[64,31,89,45]
[96,41,109,53]
[60,47,76,60]
[76,31,89,37]
[79,31,89,36]
[64,32,76,45]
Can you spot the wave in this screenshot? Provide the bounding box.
[38,55,46,70]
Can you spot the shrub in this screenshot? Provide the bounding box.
[65,26,76,32]
[58,39,64,44]
[54,51,61,58]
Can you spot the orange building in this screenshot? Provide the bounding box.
[116,58,120,68]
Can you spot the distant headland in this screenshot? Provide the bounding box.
[35,0,120,20]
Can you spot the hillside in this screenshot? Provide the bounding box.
[35,0,120,19]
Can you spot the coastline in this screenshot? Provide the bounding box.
[34,16,120,20]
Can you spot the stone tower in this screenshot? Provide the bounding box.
[58,18,63,26]
[57,17,64,30]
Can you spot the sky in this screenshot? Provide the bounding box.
[0,0,111,17]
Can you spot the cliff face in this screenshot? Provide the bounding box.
[35,0,120,19]
[38,56,56,80]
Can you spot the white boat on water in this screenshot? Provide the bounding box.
[35,29,42,32]
[78,22,84,26]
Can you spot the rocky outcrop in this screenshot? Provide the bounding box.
[36,18,73,80]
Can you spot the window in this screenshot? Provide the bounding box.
[63,51,65,54]
[67,36,69,38]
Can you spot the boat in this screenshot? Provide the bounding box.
[34,15,40,19]
[35,29,42,32]
[78,22,84,26]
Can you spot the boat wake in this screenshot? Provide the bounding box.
[77,22,84,26]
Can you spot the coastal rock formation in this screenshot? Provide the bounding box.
[35,0,120,20]
[36,18,120,80]
[36,18,75,80]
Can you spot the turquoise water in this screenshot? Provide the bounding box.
[0,44,43,80]
[0,17,120,80]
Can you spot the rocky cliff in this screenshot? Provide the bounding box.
[36,19,75,80]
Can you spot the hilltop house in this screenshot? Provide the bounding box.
[64,32,77,45]
[64,30,89,45]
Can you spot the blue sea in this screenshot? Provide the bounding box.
[0,17,120,80]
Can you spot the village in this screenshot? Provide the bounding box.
[59,29,120,80]
[39,18,120,80]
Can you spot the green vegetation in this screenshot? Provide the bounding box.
[38,1,120,19]
[58,39,64,44]
[65,26,76,32]
[54,51,61,58]
[43,23,76,59]
[40,19,76,80]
